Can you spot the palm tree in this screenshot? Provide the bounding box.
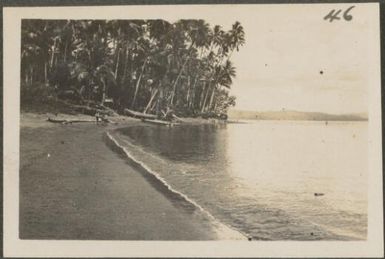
[130,35,154,110]
[169,19,210,106]
[20,19,244,117]
[208,60,236,110]
[201,21,244,113]
[145,20,173,114]
[227,21,245,55]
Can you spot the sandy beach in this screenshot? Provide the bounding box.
[19,113,234,240]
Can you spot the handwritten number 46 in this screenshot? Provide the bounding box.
[324,6,355,22]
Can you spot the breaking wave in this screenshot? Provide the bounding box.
[104,129,248,240]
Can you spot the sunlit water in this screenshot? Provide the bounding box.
[113,120,367,240]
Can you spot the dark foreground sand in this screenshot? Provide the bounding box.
[20,114,232,240]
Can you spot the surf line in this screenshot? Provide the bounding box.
[105,130,249,240]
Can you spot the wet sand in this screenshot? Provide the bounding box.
[19,114,224,240]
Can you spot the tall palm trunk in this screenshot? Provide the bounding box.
[188,76,198,109]
[25,70,29,85]
[131,58,147,110]
[150,98,157,112]
[44,61,48,84]
[156,87,163,117]
[169,41,195,106]
[144,88,159,114]
[207,72,222,111]
[201,81,212,112]
[186,76,191,103]
[114,48,121,80]
[50,39,57,69]
[29,65,34,86]
[122,46,129,84]
[169,57,189,106]
[63,39,68,62]
[208,85,217,111]
[199,82,207,109]
[100,77,107,105]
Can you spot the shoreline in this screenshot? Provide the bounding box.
[105,129,247,240]
[20,112,245,240]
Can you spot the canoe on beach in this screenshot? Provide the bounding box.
[142,118,179,126]
[124,109,157,120]
[47,117,95,124]
[226,120,247,124]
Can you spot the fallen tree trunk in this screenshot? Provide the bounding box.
[124,108,157,120]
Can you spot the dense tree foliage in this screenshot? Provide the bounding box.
[21,19,245,117]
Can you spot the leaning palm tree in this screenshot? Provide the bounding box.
[169,19,210,106]
[208,60,236,111]
[201,21,244,113]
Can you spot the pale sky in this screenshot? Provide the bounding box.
[204,4,377,114]
[10,4,378,114]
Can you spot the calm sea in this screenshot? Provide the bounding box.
[112,120,367,240]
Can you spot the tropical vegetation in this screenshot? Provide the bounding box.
[21,19,245,118]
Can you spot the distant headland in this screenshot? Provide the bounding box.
[228,109,368,121]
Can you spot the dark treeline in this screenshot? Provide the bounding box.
[21,19,245,117]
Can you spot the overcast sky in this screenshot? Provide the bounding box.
[204,4,376,114]
[14,4,378,114]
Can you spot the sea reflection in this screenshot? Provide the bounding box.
[119,124,224,163]
[117,120,367,240]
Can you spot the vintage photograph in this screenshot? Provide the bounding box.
[3,2,383,257]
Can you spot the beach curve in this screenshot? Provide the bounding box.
[105,128,248,240]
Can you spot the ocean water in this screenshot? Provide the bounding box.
[111,120,367,240]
